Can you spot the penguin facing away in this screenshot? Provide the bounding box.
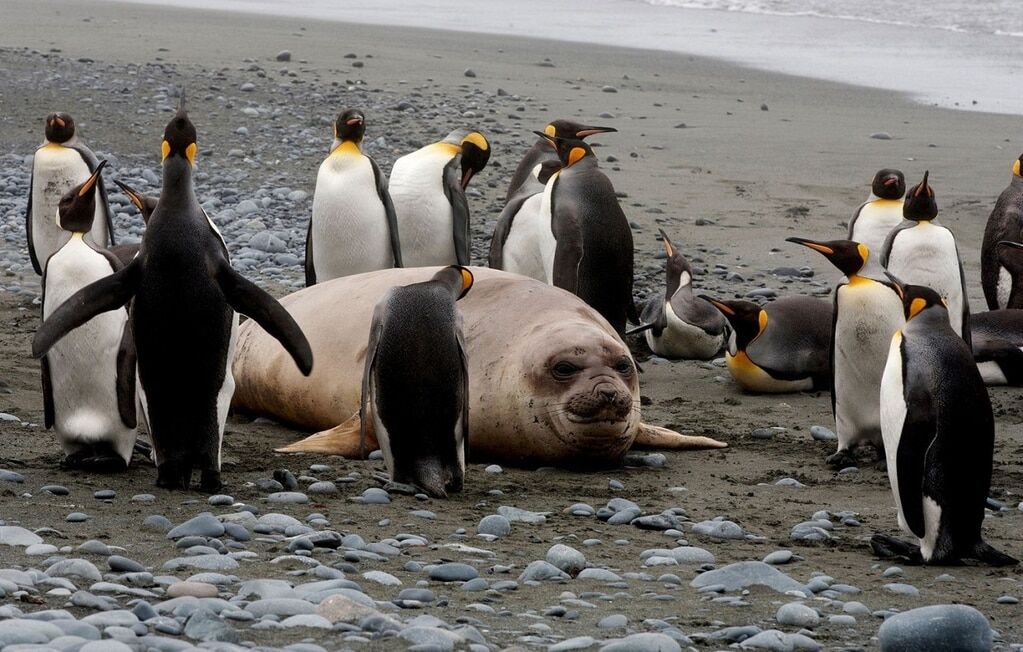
[505,119,617,201]
[27,112,115,275]
[873,283,1017,566]
[881,171,971,345]
[702,295,831,393]
[847,168,904,275]
[980,154,1023,310]
[536,132,637,334]
[362,265,473,498]
[33,95,314,493]
[40,161,137,471]
[388,129,490,267]
[787,237,905,467]
[488,159,561,280]
[108,179,157,266]
[306,109,402,286]
[635,230,727,360]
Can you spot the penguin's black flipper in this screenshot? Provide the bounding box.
[369,157,403,268]
[26,166,43,275]
[847,201,868,240]
[32,257,142,358]
[956,250,972,350]
[895,394,936,540]
[215,262,313,376]
[489,194,529,270]
[879,220,913,269]
[870,533,923,565]
[115,318,137,430]
[456,319,470,462]
[304,217,316,287]
[40,356,55,429]
[359,302,384,458]
[443,157,471,266]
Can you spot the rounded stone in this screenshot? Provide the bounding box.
[478,514,511,537]
[878,604,992,651]
[546,544,586,575]
[429,563,479,582]
[776,601,820,627]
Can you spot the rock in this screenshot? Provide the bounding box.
[276,50,292,61]
[776,602,819,627]
[362,570,401,586]
[398,626,464,649]
[167,581,219,598]
[601,86,618,93]
[739,629,820,651]
[763,550,793,565]
[208,494,234,506]
[360,488,390,504]
[878,604,992,651]
[46,558,102,582]
[690,561,806,594]
[266,491,310,504]
[599,632,681,651]
[183,608,238,643]
[546,544,586,575]
[0,469,25,483]
[552,637,597,651]
[598,614,628,629]
[0,525,43,546]
[671,546,715,564]
[307,481,337,494]
[428,563,478,582]
[0,619,63,645]
[143,515,172,531]
[498,505,547,523]
[809,426,837,441]
[167,513,225,539]
[870,132,893,140]
[478,514,511,537]
[884,582,920,596]
[692,519,746,539]
[246,598,317,618]
[518,560,570,582]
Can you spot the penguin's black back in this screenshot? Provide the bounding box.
[981,179,1023,309]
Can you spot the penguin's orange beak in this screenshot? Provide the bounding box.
[785,237,834,256]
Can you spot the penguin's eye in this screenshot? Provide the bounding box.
[551,361,579,380]
[613,357,634,377]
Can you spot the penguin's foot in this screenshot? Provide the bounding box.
[80,454,128,473]
[156,462,191,490]
[870,534,923,565]
[61,450,94,470]
[971,541,1019,567]
[199,469,222,495]
[825,448,857,468]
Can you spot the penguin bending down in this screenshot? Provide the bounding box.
[505,120,616,201]
[536,132,636,334]
[40,161,137,471]
[702,295,831,392]
[971,308,1023,386]
[881,172,970,344]
[108,180,157,266]
[306,109,402,286]
[27,112,115,275]
[873,283,1018,566]
[787,237,904,467]
[980,154,1023,310]
[488,160,560,281]
[633,230,727,360]
[388,129,490,267]
[362,265,473,498]
[847,168,904,275]
[33,96,314,493]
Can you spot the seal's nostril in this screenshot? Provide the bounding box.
[599,388,618,404]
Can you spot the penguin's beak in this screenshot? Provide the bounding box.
[533,130,556,144]
[78,160,107,197]
[883,271,905,299]
[53,116,65,128]
[883,175,898,187]
[346,117,363,126]
[113,179,144,211]
[915,170,930,196]
[575,125,617,138]
[700,295,734,316]
[658,229,674,257]
[785,237,834,256]
[460,169,474,190]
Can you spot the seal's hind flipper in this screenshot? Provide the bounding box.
[275,411,378,458]
[633,423,727,450]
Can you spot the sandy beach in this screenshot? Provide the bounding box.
[1,0,1021,650]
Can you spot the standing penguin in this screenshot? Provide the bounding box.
[991,240,1023,309]
[362,265,473,498]
[787,237,904,466]
[388,129,490,267]
[33,96,313,492]
[881,172,970,343]
[505,120,617,201]
[108,179,157,266]
[873,283,1017,566]
[537,132,636,334]
[488,159,560,281]
[26,112,115,275]
[980,154,1023,310]
[306,109,402,286]
[633,230,727,360]
[847,168,904,274]
[40,161,136,471]
[702,295,832,392]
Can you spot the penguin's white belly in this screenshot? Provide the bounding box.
[648,302,724,359]
[977,360,1009,386]
[389,149,457,267]
[538,174,560,283]
[833,283,904,448]
[997,267,1012,309]
[43,239,133,461]
[879,331,911,533]
[502,193,548,282]
[311,157,392,280]
[886,226,963,334]
[852,202,903,273]
[214,313,240,469]
[31,147,108,263]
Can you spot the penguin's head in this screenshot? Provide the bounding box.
[44,112,76,144]
[161,92,197,166]
[786,237,868,277]
[432,265,474,300]
[902,171,937,221]
[535,132,594,168]
[700,296,765,350]
[57,160,106,233]
[997,241,1023,279]
[458,131,490,190]
[899,283,947,321]
[657,229,693,295]
[334,109,366,143]
[542,119,617,146]
[1014,154,1022,178]
[871,168,905,200]
[113,179,158,224]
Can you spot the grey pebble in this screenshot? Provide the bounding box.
[65,512,89,523]
[776,601,820,627]
[878,604,991,651]
[428,563,478,582]
[546,544,586,575]
[477,514,511,537]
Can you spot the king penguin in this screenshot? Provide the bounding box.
[306,109,402,286]
[702,294,831,392]
[505,119,617,201]
[33,94,314,493]
[388,129,490,267]
[27,112,115,275]
[108,179,156,266]
[362,265,473,498]
[40,161,137,471]
[881,171,971,344]
[536,132,637,334]
[873,283,1017,566]
[488,159,560,281]
[980,154,1023,310]
[787,237,904,467]
[847,168,904,275]
[633,230,727,360]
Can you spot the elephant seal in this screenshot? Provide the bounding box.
[232,267,725,468]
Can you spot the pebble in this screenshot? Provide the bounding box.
[65,512,89,523]
[870,132,893,140]
[166,581,219,598]
[598,614,628,629]
[428,563,478,582]
[464,68,477,77]
[0,525,43,546]
[776,602,820,627]
[498,505,548,524]
[46,558,102,582]
[690,561,806,595]
[359,488,391,504]
[276,50,292,61]
[307,481,337,494]
[599,632,681,651]
[546,544,586,575]
[0,470,25,483]
[518,560,570,582]
[477,514,511,537]
[208,494,234,506]
[739,629,820,651]
[93,489,115,499]
[809,425,837,441]
[763,550,794,565]
[692,519,746,539]
[40,484,69,495]
[167,513,226,539]
[884,582,920,596]
[878,604,991,651]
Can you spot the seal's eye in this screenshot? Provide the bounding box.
[613,357,634,376]
[551,361,579,380]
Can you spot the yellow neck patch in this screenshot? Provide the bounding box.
[871,198,902,207]
[756,310,768,339]
[1014,159,1021,177]
[462,132,489,151]
[568,147,587,166]
[846,275,873,287]
[908,297,927,319]
[460,268,474,297]
[161,140,170,161]
[330,140,362,158]
[186,143,197,165]
[857,243,869,267]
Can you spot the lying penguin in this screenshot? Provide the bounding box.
[361,265,473,498]
[631,230,727,360]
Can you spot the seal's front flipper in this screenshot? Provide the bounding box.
[275,412,378,458]
[633,423,727,450]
